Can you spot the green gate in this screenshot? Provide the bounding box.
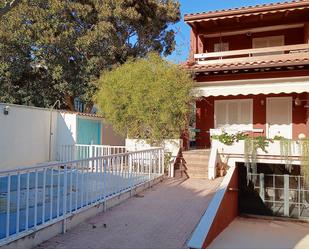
[77,117,101,145]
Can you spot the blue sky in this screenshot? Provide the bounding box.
[167,0,285,63]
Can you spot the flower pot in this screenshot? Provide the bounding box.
[218,169,225,177]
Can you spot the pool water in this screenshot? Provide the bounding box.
[0,169,150,239]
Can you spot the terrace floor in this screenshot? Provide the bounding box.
[35,177,222,249]
[209,217,309,249]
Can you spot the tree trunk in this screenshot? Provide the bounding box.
[84,101,94,113]
[64,94,75,111]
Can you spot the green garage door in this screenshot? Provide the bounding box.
[77,117,101,145]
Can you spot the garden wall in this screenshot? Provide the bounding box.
[0,103,59,170]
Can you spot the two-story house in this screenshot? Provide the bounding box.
[184,0,309,149]
[183,2,309,248]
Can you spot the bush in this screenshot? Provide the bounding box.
[96,53,194,145]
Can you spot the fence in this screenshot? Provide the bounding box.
[248,172,309,219]
[0,147,164,246]
[58,144,128,162]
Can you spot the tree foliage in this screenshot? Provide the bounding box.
[0,0,180,111]
[96,53,193,144]
[0,0,21,17]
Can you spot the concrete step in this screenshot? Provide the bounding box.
[182,149,211,154]
[183,159,209,166]
[185,163,208,169]
[186,173,208,179]
[180,149,211,179]
[182,154,209,160]
[186,168,208,173]
[182,153,210,158]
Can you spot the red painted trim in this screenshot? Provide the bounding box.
[201,167,239,249]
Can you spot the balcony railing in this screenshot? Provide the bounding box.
[194,43,309,66]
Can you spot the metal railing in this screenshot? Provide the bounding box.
[58,144,128,162]
[248,172,309,219]
[0,147,164,245]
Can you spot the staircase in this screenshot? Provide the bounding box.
[175,149,210,179]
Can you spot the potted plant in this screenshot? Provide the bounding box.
[217,162,229,177]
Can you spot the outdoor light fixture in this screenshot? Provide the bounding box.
[294,97,309,107]
[295,97,302,106]
[3,106,9,115]
[260,100,265,106]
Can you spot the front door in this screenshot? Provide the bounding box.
[266,97,292,139]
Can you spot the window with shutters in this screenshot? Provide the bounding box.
[252,36,284,56]
[214,42,229,52]
[214,99,253,132]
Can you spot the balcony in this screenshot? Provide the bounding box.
[192,44,309,72]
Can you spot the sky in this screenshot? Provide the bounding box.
[167,0,285,63]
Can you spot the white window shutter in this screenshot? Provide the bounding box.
[215,99,253,132]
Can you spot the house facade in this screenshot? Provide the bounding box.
[184,2,309,248]
[184,0,309,149]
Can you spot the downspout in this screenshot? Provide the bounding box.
[49,100,61,161]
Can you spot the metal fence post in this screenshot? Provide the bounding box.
[259,173,265,202]
[162,149,165,176]
[63,166,68,234]
[284,174,290,217]
[129,154,133,196]
[103,160,107,212]
[148,151,151,181]
[89,145,93,170]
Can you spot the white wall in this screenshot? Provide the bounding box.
[125,139,182,158]
[0,103,130,170]
[56,112,77,146]
[0,104,58,170]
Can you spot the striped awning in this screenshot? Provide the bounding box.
[194,76,309,97]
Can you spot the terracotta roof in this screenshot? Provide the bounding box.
[185,56,309,73]
[184,0,309,22]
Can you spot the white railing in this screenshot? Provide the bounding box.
[194,43,309,65]
[58,144,128,162]
[0,147,164,246]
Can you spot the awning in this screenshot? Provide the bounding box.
[194,76,309,97]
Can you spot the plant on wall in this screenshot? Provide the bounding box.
[244,137,258,179]
[244,136,271,182]
[211,132,247,146]
[279,138,293,172]
[300,139,309,187]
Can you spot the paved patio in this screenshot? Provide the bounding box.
[209,217,309,249]
[35,177,222,249]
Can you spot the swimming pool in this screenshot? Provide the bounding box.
[0,168,152,240]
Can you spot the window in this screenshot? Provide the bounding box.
[214,99,253,132]
[214,42,229,52]
[252,36,284,56]
[252,36,284,48]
